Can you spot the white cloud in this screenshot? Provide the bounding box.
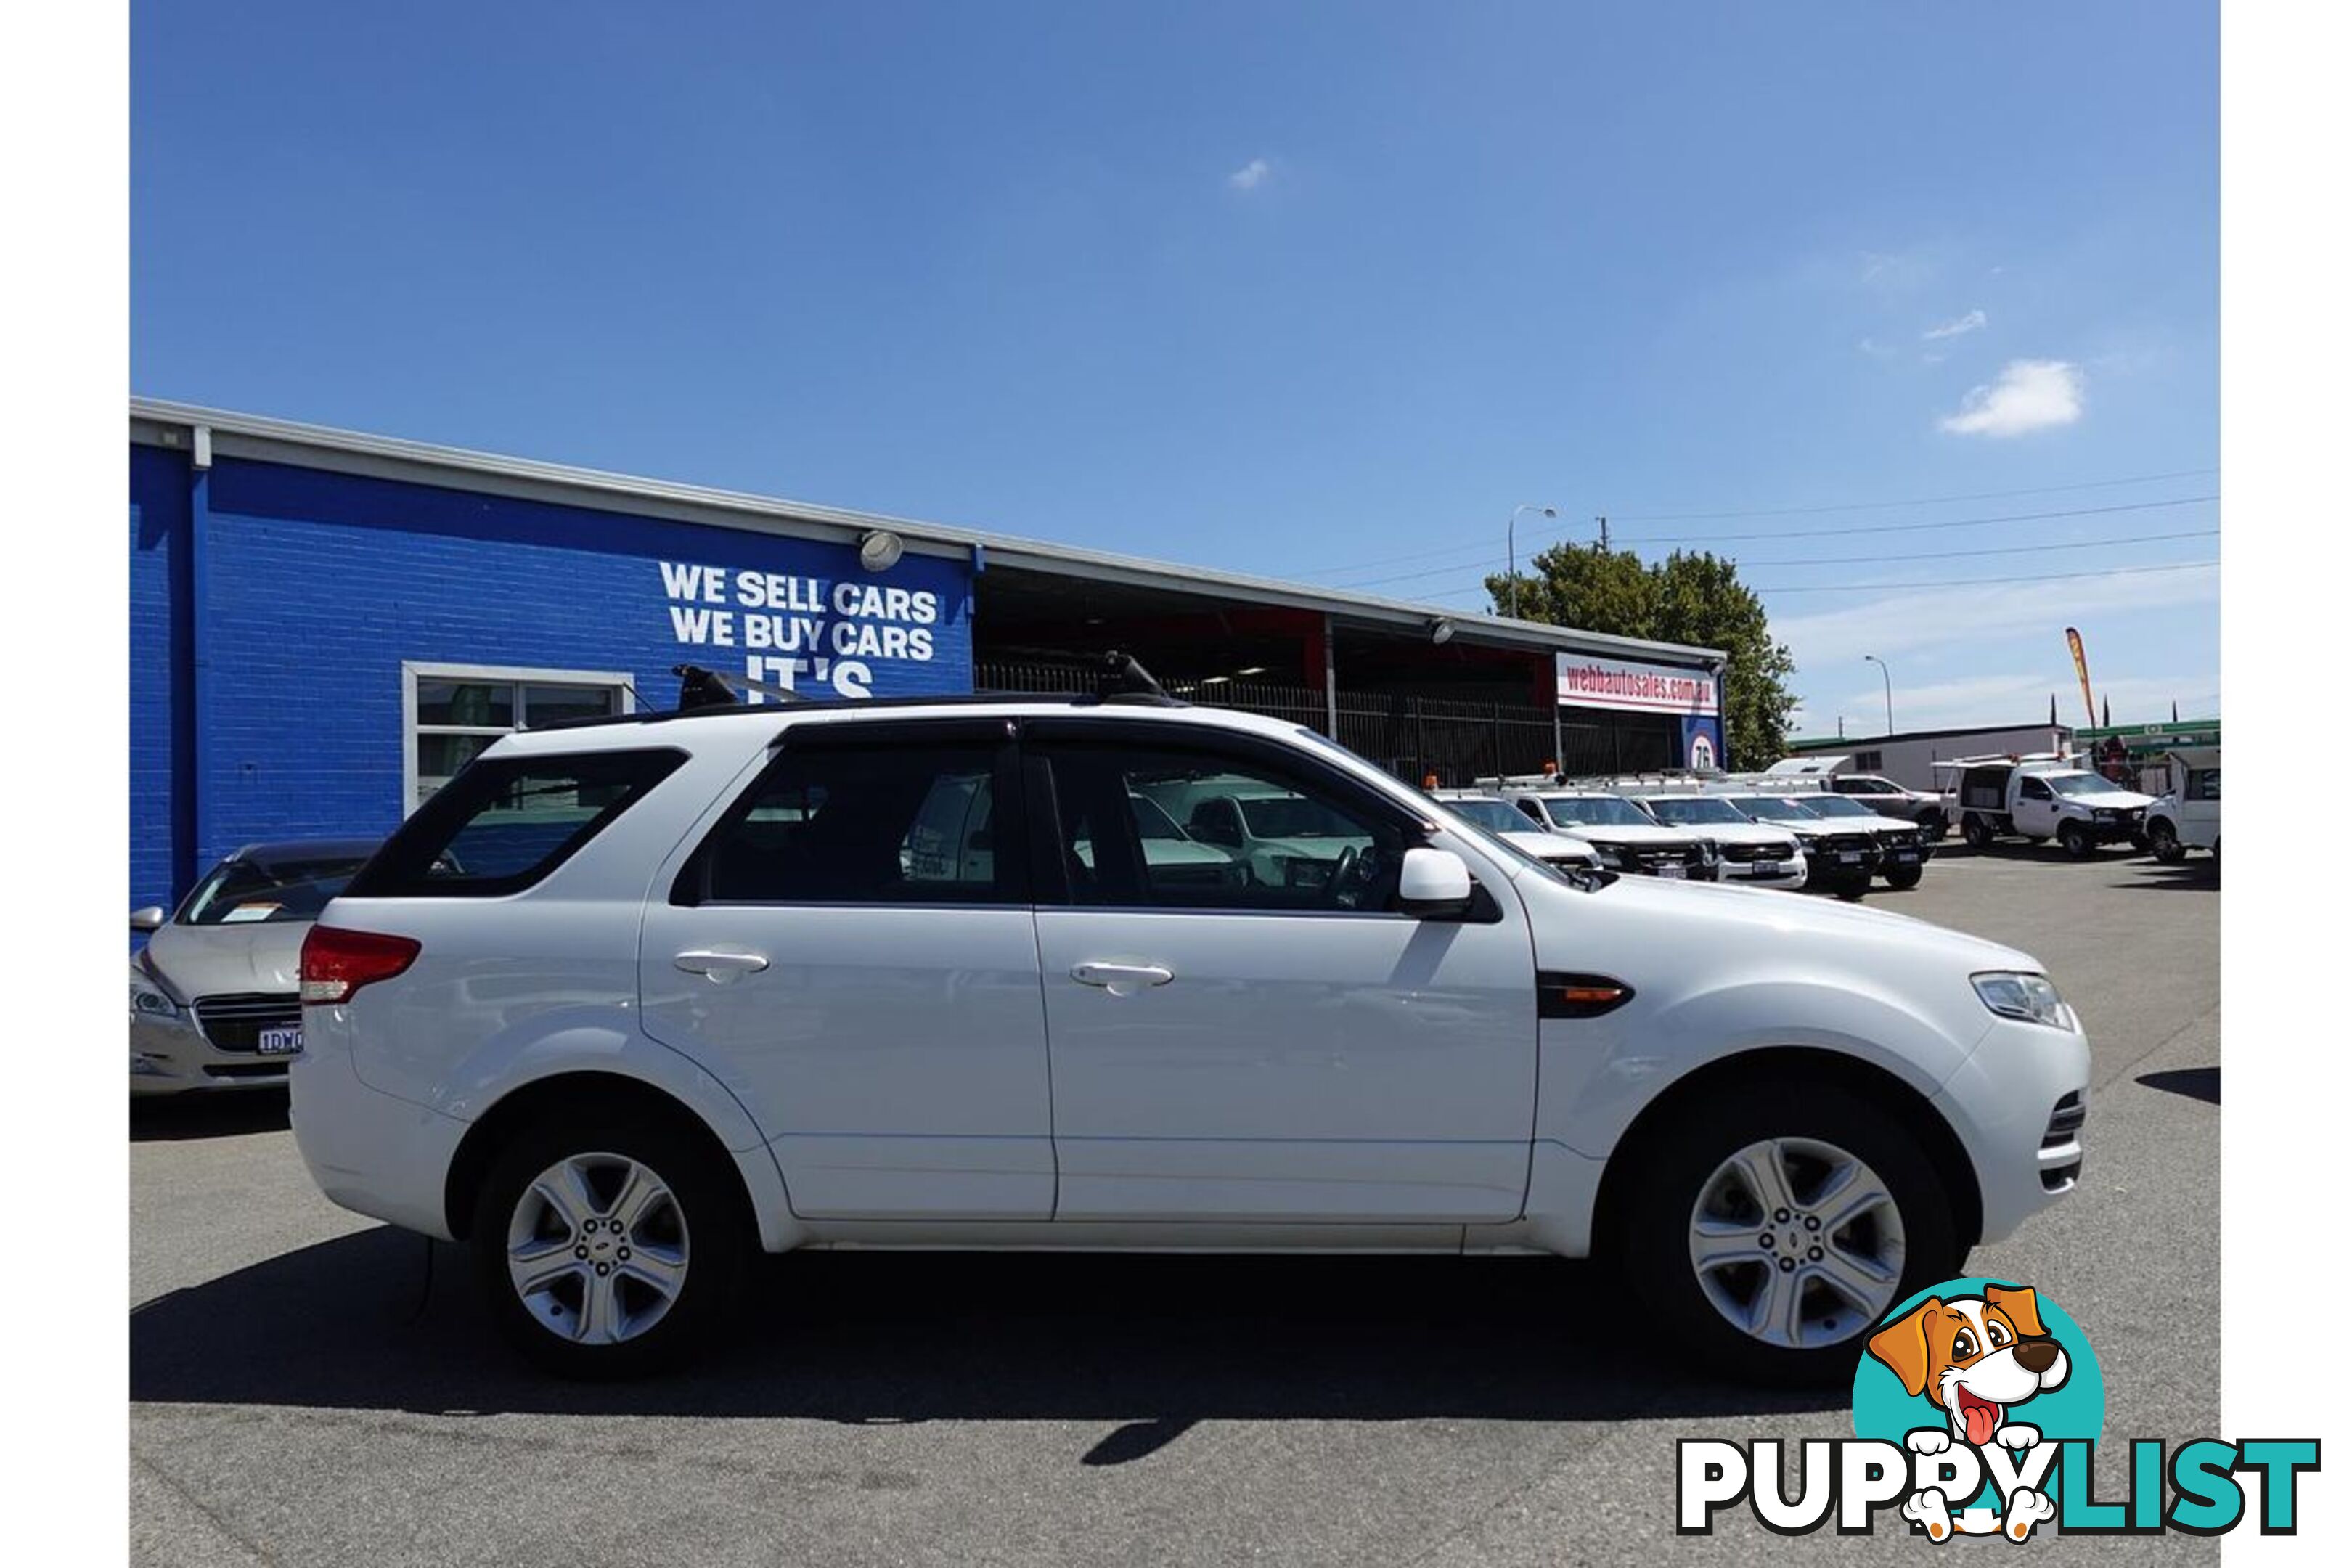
[1226,158,1271,192]
[1856,335,1897,359]
[1938,358,2084,437]
[1922,308,1987,341]
[1774,563,2218,669]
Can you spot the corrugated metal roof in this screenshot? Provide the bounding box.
[131,397,1724,669]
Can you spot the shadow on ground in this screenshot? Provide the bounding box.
[131,1233,1837,1434]
[2137,1066,2219,1104]
[131,1089,290,1142]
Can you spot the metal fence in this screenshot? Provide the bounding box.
[974,660,1674,787]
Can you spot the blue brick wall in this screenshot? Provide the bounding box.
[132,450,975,905]
[130,446,192,915]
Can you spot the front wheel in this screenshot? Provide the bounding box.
[2149,820,2186,863]
[472,1111,748,1378]
[1882,865,1924,891]
[2058,822,2091,858]
[1617,1085,1962,1384]
[1919,812,1950,844]
[1961,814,1993,850]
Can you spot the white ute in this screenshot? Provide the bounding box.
[1426,789,1604,877]
[292,688,2088,1382]
[1479,778,1720,881]
[2143,746,2220,865]
[1941,754,2156,857]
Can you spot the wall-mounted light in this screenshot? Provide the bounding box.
[1430,619,1456,645]
[858,529,905,571]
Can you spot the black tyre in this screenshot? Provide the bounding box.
[471,1108,750,1378]
[1617,1082,1963,1385]
[2149,819,2186,864]
[2057,822,2090,858]
[1919,811,1950,844]
[1961,814,1993,851]
[1882,865,1924,891]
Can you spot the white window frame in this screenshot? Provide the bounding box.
[401,661,637,815]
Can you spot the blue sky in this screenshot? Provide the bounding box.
[132,1,2218,735]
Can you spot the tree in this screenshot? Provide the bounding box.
[1487,545,1799,768]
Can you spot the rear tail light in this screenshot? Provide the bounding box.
[300,926,421,1004]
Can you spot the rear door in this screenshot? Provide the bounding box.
[640,717,1055,1220]
[1025,719,1539,1223]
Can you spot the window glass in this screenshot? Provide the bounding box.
[1539,794,1657,829]
[1436,796,1530,834]
[415,681,515,728]
[181,852,373,925]
[409,669,629,809]
[1049,747,1402,912]
[2189,767,2221,801]
[2020,777,2054,800]
[694,743,1013,905]
[348,750,685,898]
[1644,796,1749,827]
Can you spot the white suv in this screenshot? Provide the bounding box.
[292,695,2088,1381]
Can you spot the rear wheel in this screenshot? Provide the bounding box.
[2149,819,2186,863]
[471,1111,748,1378]
[1617,1084,1962,1384]
[1919,811,1950,844]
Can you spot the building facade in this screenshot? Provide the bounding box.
[131,401,1726,911]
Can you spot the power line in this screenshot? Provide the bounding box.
[1319,496,2218,589]
[1620,494,2218,547]
[1752,560,2218,595]
[1610,466,2218,522]
[1735,527,2215,569]
[1288,471,2219,580]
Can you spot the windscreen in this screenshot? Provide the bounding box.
[1642,796,1749,827]
[181,853,372,925]
[1540,795,1656,828]
[1440,797,1535,834]
[2046,772,2128,797]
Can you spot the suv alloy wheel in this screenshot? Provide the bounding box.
[1618,1083,1960,1384]
[471,1109,748,1377]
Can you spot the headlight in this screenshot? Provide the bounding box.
[130,968,181,1021]
[1972,971,2073,1030]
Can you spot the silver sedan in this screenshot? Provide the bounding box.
[131,838,380,1095]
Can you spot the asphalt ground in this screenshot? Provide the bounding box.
[129,842,2220,1566]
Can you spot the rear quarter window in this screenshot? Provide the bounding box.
[345,748,687,898]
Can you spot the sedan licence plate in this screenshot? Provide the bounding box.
[1657,864,1687,880]
[1890,850,1918,862]
[256,1025,303,1056]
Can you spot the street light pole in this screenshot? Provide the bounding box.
[1863,655,1894,735]
[1507,503,1559,618]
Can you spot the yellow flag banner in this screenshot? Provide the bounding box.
[2064,627,2096,728]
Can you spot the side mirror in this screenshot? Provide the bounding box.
[1397,846,1475,919]
[131,905,167,933]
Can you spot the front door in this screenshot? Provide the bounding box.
[2013,774,2059,837]
[640,718,1055,1220]
[1025,721,1538,1223]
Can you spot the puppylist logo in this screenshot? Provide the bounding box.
[1678,1278,2320,1541]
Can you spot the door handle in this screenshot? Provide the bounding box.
[1071,960,1175,993]
[674,948,770,982]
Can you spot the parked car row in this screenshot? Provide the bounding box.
[1453,773,1933,902]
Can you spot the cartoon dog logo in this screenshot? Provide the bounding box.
[1866,1284,2071,1542]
